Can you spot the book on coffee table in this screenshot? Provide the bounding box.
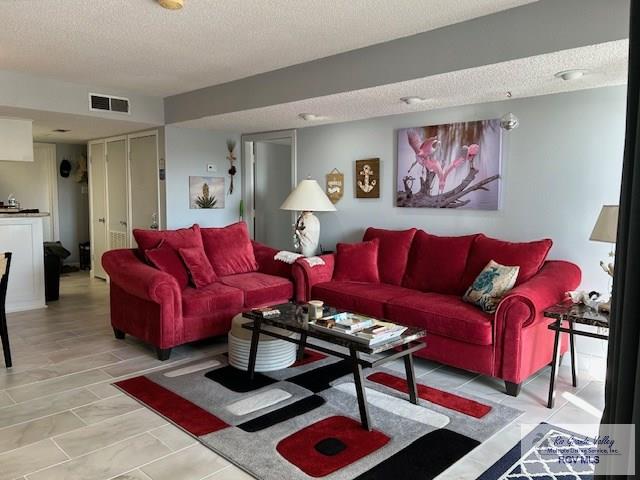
[310,316,407,346]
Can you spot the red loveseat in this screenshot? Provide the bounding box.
[292,228,581,396]
[102,222,294,360]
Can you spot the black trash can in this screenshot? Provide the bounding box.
[43,242,71,302]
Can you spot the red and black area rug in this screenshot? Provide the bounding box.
[115,350,522,479]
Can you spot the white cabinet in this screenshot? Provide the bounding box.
[0,215,47,312]
[88,131,161,279]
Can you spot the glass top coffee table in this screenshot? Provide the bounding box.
[242,302,426,430]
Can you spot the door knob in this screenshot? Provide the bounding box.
[98,218,105,223]
[120,221,127,227]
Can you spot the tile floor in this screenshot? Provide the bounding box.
[0,273,605,480]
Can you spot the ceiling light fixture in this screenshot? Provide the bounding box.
[400,96,427,105]
[298,113,325,121]
[500,112,519,131]
[157,0,184,10]
[554,69,588,81]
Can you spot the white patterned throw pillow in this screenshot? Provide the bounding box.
[463,260,519,313]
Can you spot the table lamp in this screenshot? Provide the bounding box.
[590,205,619,276]
[281,177,336,257]
[589,205,618,312]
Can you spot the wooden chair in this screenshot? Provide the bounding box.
[0,252,12,368]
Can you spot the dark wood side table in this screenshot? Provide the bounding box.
[544,302,609,408]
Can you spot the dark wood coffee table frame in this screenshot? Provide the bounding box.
[242,306,425,431]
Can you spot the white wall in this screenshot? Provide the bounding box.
[164,126,241,229]
[297,86,626,364]
[254,141,294,250]
[56,144,89,264]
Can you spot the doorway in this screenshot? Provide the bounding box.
[242,131,296,250]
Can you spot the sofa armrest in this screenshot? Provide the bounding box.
[251,241,293,279]
[292,254,335,302]
[495,260,582,328]
[493,260,581,382]
[101,249,182,305]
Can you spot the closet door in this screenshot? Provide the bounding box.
[89,141,108,279]
[129,133,160,245]
[106,138,129,249]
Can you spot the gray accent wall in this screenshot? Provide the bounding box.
[164,126,241,229]
[296,86,626,299]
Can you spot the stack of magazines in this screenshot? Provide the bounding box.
[312,313,407,346]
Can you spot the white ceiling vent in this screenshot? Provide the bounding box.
[89,93,130,114]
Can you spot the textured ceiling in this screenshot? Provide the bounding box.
[176,40,628,133]
[0,0,535,96]
[0,107,159,144]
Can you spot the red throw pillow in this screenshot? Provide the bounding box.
[363,227,417,286]
[133,224,203,252]
[403,231,478,295]
[145,241,189,290]
[333,239,380,283]
[462,234,553,287]
[200,222,258,277]
[178,247,217,288]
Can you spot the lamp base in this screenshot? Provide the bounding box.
[295,211,320,257]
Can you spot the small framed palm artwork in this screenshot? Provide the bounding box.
[189,176,225,209]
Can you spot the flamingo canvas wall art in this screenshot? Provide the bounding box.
[397,119,502,209]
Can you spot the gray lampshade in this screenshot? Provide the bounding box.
[590,205,618,243]
[280,179,336,212]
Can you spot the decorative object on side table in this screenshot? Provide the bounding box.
[325,168,344,204]
[189,176,225,209]
[396,119,502,209]
[281,177,336,257]
[545,302,609,408]
[589,204,618,312]
[226,139,237,195]
[356,158,380,198]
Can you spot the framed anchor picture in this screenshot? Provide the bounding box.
[355,158,380,199]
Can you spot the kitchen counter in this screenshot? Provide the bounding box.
[0,215,47,312]
[0,212,49,218]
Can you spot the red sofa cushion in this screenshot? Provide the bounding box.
[219,272,293,308]
[463,235,553,288]
[201,222,258,277]
[403,231,477,295]
[145,241,189,290]
[385,292,493,346]
[178,247,217,288]
[181,282,244,317]
[363,227,416,286]
[311,281,415,318]
[134,224,203,252]
[333,239,380,283]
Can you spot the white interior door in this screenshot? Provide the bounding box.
[254,141,294,250]
[106,138,129,250]
[129,133,159,246]
[89,142,108,279]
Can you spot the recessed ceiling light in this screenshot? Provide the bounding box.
[298,113,326,121]
[157,0,184,10]
[52,129,71,133]
[400,96,427,105]
[554,69,588,81]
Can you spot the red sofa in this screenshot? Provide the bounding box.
[292,227,581,396]
[102,222,294,360]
